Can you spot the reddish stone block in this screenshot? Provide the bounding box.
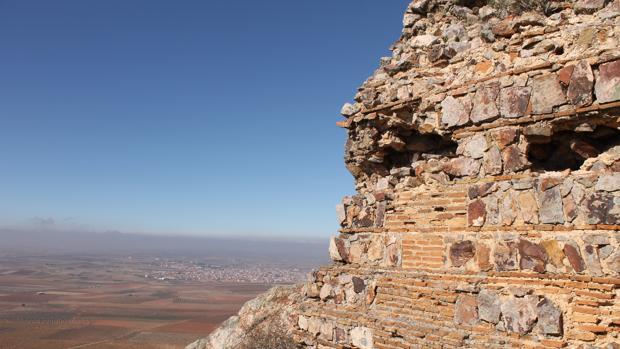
[501,145,528,173]
[567,60,594,107]
[518,239,548,273]
[499,86,531,118]
[468,199,486,227]
[450,240,475,267]
[595,60,620,103]
[531,74,566,114]
[558,65,575,86]
[471,84,500,123]
[454,295,478,326]
[564,243,586,272]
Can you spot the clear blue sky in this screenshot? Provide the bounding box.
[0,1,408,237]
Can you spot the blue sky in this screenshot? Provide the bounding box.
[0,1,408,237]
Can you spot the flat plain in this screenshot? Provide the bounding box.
[0,254,278,349]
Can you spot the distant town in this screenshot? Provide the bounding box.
[143,258,308,283]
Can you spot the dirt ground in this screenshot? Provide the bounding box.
[0,255,274,349]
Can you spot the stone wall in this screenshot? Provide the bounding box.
[293,0,620,348]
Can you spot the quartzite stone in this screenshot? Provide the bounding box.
[563,195,578,222]
[403,13,418,27]
[471,84,500,123]
[468,199,486,226]
[531,74,566,114]
[336,204,346,225]
[499,86,531,118]
[564,243,586,272]
[502,145,528,173]
[607,252,620,275]
[306,282,320,298]
[539,176,563,191]
[320,284,333,300]
[583,245,603,276]
[476,243,492,271]
[352,277,365,293]
[334,327,346,343]
[595,60,620,103]
[567,60,594,107]
[495,241,518,271]
[501,194,517,225]
[367,238,383,261]
[411,34,440,48]
[298,315,309,331]
[348,243,363,264]
[518,239,549,273]
[329,237,348,262]
[485,195,500,226]
[320,321,334,341]
[513,178,534,190]
[444,23,465,41]
[536,297,563,335]
[576,27,596,48]
[483,146,503,175]
[375,201,386,227]
[450,240,476,267]
[478,5,497,20]
[492,17,516,37]
[350,327,373,349]
[595,174,620,192]
[428,45,445,63]
[346,204,360,227]
[524,123,553,139]
[441,96,469,127]
[518,191,539,224]
[541,240,565,268]
[409,0,429,15]
[386,242,400,267]
[538,187,565,224]
[599,244,614,259]
[444,157,481,177]
[366,281,377,305]
[354,206,374,228]
[378,131,406,151]
[460,134,488,159]
[468,182,495,199]
[341,103,361,117]
[454,294,478,326]
[585,192,618,224]
[582,233,610,246]
[384,60,413,76]
[501,296,538,334]
[558,65,575,86]
[492,127,519,149]
[445,41,471,58]
[478,290,501,324]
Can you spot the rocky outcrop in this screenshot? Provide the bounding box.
[190,1,620,348]
[186,285,301,349]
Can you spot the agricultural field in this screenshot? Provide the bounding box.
[0,255,278,349]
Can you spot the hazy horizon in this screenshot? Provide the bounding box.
[0,1,409,237]
[0,227,328,263]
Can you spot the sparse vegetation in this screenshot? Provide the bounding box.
[486,0,558,16]
[238,321,297,349]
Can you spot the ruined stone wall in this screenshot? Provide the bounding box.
[293,0,620,348]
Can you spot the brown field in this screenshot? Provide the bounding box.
[0,255,275,349]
